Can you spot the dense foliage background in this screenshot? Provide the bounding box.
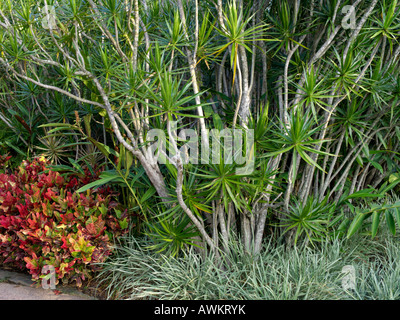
[0,0,400,289]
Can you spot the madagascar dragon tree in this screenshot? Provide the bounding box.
[1,0,400,255]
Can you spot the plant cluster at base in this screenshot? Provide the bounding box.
[0,156,130,287]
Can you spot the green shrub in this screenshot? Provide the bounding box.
[96,236,348,300]
[97,230,400,300]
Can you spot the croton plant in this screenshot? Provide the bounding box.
[0,156,130,287]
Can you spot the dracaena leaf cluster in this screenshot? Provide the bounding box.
[0,156,130,287]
